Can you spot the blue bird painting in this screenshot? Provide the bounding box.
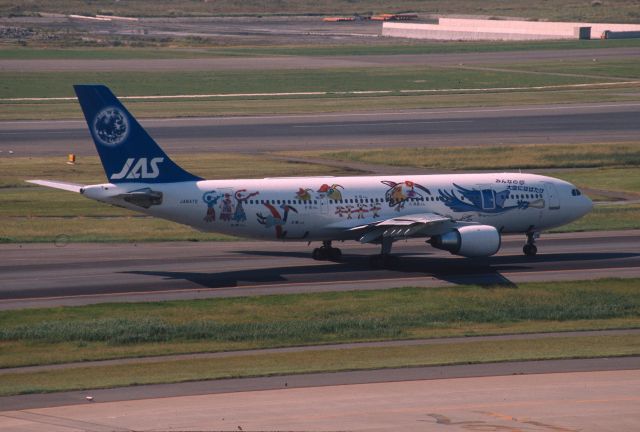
[439,184,529,214]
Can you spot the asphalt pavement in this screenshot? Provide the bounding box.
[1,230,638,310]
[1,102,639,156]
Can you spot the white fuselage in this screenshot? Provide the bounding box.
[81,172,592,243]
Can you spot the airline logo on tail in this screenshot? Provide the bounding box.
[111,157,164,180]
[93,107,129,146]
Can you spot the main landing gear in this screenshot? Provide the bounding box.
[312,240,342,261]
[369,237,399,269]
[523,231,539,257]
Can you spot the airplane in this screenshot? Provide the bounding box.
[29,85,593,268]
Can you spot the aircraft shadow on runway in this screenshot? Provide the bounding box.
[124,251,637,290]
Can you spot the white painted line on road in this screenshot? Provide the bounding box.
[292,120,474,128]
[1,101,639,126]
[400,81,640,93]
[0,130,72,135]
[2,81,638,102]
[1,92,327,102]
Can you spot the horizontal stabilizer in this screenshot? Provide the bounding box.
[27,179,84,193]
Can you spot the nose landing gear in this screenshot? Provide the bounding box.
[312,240,342,261]
[523,231,539,257]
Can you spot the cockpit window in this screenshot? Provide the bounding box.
[571,189,582,196]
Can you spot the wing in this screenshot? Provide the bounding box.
[27,179,84,193]
[349,212,454,244]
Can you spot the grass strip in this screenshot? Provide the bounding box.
[291,142,640,171]
[0,66,608,99]
[0,153,353,188]
[500,59,640,79]
[1,334,638,396]
[553,203,640,232]
[3,87,639,121]
[1,279,639,368]
[3,40,640,59]
[3,0,640,23]
[546,168,640,197]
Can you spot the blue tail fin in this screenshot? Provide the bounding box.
[74,85,201,183]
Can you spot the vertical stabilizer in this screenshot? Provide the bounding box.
[74,85,201,183]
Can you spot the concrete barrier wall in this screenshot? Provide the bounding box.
[382,22,576,41]
[438,18,577,36]
[439,18,640,39]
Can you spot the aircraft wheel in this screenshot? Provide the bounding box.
[523,244,538,257]
[312,248,327,260]
[328,247,342,261]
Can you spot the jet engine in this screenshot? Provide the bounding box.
[428,225,501,257]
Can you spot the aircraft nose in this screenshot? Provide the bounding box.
[580,195,593,216]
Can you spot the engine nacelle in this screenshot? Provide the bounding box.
[428,225,501,257]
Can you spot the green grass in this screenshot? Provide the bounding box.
[3,39,640,59]
[0,154,353,188]
[293,142,640,171]
[504,59,640,79]
[3,86,639,121]
[554,203,640,232]
[1,279,639,368]
[0,217,237,243]
[0,66,609,99]
[3,0,640,22]
[1,333,638,396]
[0,47,219,60]
[550,168,640,197]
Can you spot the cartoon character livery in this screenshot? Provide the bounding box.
[382,180,431,211]
[440,184,524,214]
[29,85,592,268]
[257,203,299,239]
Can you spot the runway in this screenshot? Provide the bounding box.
[1,230,638,310]
[1,102,640,156]
[1,360,639,430]
[1,47,639,72]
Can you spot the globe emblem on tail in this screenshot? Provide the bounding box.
[92,107,129,146]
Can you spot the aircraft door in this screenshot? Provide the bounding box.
[319,196,329,214]
[544,182,561,210]
[480,189,496,210]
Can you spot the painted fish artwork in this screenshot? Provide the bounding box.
[439,183,541,214]
[382,180,431,210]
[257,203,298,238]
